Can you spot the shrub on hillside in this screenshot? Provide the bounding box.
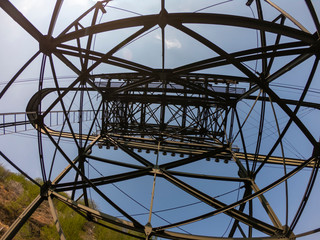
[0,164,11,182]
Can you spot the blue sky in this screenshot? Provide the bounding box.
[1,0,320,239]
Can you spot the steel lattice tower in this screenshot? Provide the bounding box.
[0,0,320,239]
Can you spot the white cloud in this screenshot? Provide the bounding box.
[155,34,182,49]
[165,38,182,49]
[121,47,133,61]
[65,0,96,7]
[16,0,42,14]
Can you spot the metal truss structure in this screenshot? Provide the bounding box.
[0,0,320,239]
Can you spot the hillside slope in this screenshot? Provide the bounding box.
[0,165,56,239]
[0,165,145,240]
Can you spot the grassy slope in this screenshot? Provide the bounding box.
[0,164,145,240]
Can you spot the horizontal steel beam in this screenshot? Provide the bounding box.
[27,123,315,168]
[54,13,316,45]
[50,191,145,234]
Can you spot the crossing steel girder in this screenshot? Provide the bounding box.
[1,0,320,239]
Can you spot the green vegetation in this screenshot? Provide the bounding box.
[0,163,10,182]
[5,174,40,220]
[0,164,147,239]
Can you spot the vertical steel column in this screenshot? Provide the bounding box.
[48,195,66,240]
